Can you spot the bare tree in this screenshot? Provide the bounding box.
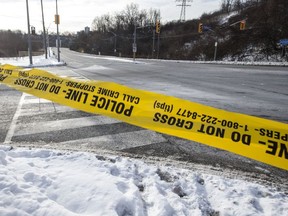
[233,0,243,11]
[92,14,113,32]
[148,8,161,26]
[221,0,234,13]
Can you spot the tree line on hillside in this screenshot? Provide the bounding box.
[70,0,288,61]
[216,0,288,61]
[0,30,28,57]
[0,30,71,58]
[220,0,262,13]
[1,0,286,61]
[70,3,161,58]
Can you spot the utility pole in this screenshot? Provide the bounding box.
[26,0,33,65]
[47,30,50,57]
[214,41,218,61]
[55,0,60,62]
[152,30,155,58]
[176,0,192,22]
[157,31,160,59]
[40,0,47,59]
[108,31,117,55]
[133,22,137,61]
[114,35,117,54]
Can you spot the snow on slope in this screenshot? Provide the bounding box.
[0,146,287,216]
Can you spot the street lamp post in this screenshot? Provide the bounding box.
[214,41,218,61]
[113,35,117,54]
[55,0,60,62]
[202,26,218,61]
[40,0,47,59]
[26,0,33,65]
[133,23,152,61]
[133,23,137,61]
[108,31,117,55]
[46,22,54,57]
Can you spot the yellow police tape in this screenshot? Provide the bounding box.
[1,64,287,170]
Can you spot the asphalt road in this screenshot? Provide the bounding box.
[60,48,288,123]
[1,48,287,186]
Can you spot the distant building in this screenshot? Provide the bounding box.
[85,26,90,34]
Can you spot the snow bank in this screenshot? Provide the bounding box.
[0,145,287,216]
[151,59,288,67]
[84,55,288,67]
[0,49,65,68]
[1,49,287,67]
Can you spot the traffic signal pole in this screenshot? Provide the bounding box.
[133,23,155,61]
[26,0,33,65]
[198,23,203,33]
[156,20,161,59]
[229,19,247,30]
[198,19,246,61]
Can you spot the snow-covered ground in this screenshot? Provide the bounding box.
[1,53,288,215]
[1,146,287,216]
[0,49,65,68]
[1,50,287,68]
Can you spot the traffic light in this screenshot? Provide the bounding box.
[198,23,203,33]
[31,26,36,35]
[156,21,160,34]
[55,14,60,25]
[240,21,246,30]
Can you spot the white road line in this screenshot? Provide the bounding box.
[20,104,77,116]
[4,93,26,144]
[14,116,120,136]
[19,94,76,116]
[56,130,167,150]
[22,98,52,104]
[6,90,167,151]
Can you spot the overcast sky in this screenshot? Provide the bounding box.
[0,0,221,33]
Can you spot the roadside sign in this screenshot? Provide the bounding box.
[132,43,137,53]
[203,26,212,32]
[279,39,288,46]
